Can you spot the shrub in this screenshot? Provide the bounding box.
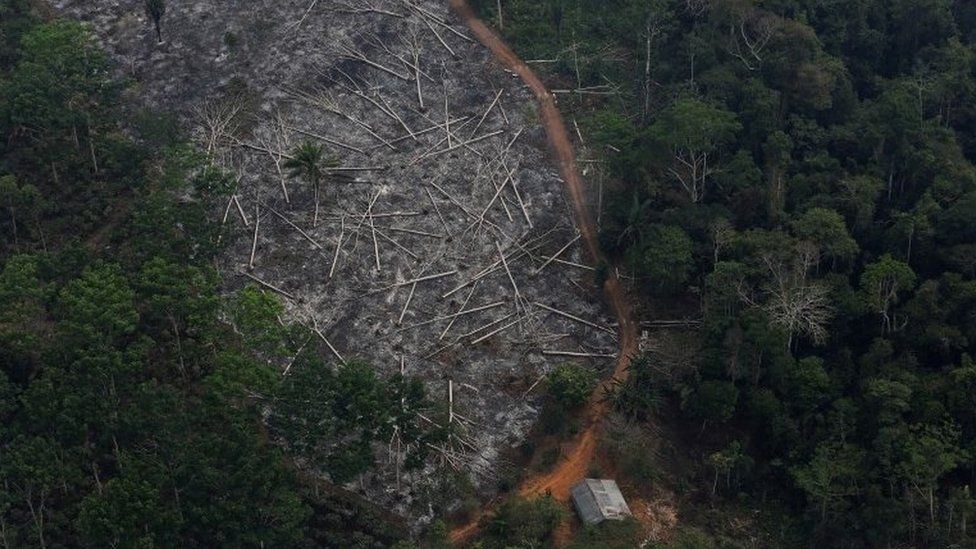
[687,380,739,424]
[482,495,564,548]
[547,362,596,411]
[570,517,642,549]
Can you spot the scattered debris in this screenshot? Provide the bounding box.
[54,0,614,524]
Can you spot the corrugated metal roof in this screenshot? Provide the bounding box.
[570,478,632,525]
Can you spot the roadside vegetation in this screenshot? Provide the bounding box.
[472,0,976,546]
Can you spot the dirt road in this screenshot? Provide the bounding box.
[447,0,639,544]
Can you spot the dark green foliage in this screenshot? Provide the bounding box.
[229,284,288,354]
[272,360,445,483]
[285,141,330,184]
[546,362,596,411]
[0,12,416,546]
[58,262,138,346]
[538,363,596,436]
[482,495,564,549]
[645,98,741,203]
[301,485,410,549]
[0,17,132,248]
[860,254,917,332]
[478,0,976,545]
[569,517,642,549]
[612,353,665,421]
[686,380,739,425]
[625,224,694,293]
[5,20,109,133]
[790,207,859,266]
[421,519,451,549]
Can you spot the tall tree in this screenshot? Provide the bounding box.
[1,437,62,549]
[4,20,111,180]
[145,0,166,43]
[860,255,917,333]
[647,98,741,203]
[626,224,694,293]
[763,131,792,222]
[791,207,859,268]
[791,442,866,522]
[897,422,968,531]
[271,359,436,484]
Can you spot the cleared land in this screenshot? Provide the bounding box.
[54,0,617,520]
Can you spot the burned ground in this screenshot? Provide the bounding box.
[52,0,613,521]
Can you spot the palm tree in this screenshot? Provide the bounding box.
[283,142,338,227]
[617,190,651,247]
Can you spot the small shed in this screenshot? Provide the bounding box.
[570,478,632,525]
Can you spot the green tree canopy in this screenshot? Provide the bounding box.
[860,255,917,333]
[791,207,859,267]
[646,98,741,203]
[626,224,694,293]
[58,262,138,347]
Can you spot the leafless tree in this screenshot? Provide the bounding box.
[727,10,775,71]
[737,243,834,349]
[641,9,666,120]
[668,145,717,204]
[256,109,294,203]
[192,94,250,158]
[761,244,832,349]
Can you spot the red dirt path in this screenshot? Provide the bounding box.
[447,1,639,545]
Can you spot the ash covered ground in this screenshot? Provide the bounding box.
[53,0,614,521]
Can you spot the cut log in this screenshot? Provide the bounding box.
[533,233,580,276]
[243,273,296,301]
[541,350,616,358]
[264,205,324,249]
[533,301,614,335]
[439,282,478,340]
[470,316,520,344]
[249,203,260,269]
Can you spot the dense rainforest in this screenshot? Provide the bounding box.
[7,0,976,546]
[468,0,976,546]
[0,1,455,547]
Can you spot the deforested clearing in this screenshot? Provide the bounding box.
[51,0,614,519]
